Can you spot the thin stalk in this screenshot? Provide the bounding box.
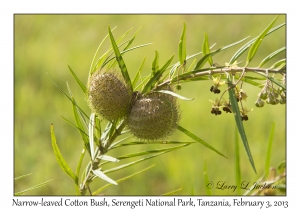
[157,67,284,88]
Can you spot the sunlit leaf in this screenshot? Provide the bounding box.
[142,54,174,94]
[229,22,285,65]
[108,25,132,92]
[152,50,159,75]
[178,22,186,65]
[177,125,227,158]
[154,90,194,100]
[92,165,155,195]
[92,169,118,185]
[246,16,278,65]
[202,32,213,66]
[259,47,286,67]
[227,77,256,173]
[50,124,77,182]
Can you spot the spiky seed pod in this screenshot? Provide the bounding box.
[87,70,131,121]
[128,90,180,140]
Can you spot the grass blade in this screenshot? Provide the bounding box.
[68,65,87,93]
[203,160,211,195]
[178,22,186,65]
[229,22,285,65]
[227,78,256,173]
[177,125,227,158]
[258,47,286,67]
[92,165,155,195]
[15,179,54,195]
[50,124,77,182]
[162,188,182,196]
[202,32,213,66]
[234,128,241,195]
[265,122,275,178]
[270,58,286,70]
[108,25,132,92]
[14,173,33,180]
[154,90,194,100]
[142,54,174,94]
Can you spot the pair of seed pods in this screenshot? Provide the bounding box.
[88,70,180,140]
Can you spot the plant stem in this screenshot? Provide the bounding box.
[158,67,285,88]
[79,120,127,195]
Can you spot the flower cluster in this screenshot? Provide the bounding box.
[255,81,286,107]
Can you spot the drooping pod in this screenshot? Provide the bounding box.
[87,70,132,121]
[128,89,180,140]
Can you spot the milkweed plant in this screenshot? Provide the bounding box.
[50,16,286,196]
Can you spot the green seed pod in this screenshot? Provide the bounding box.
[87,70,131,121]
[128,90,180,140]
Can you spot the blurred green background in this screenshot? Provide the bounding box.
[14,14,286,195]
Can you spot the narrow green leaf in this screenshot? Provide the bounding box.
[227,78,256,173]
[255,71,286,90]
[104,150,175,174]
[15,179,54,196]
[178,22,186,65]
[50,124,77,182]
[154,90,194,100]
[102,43,152,68]
[229,23,285,64]
[187,58,197,72]
[110,140,196,150]
[89,26,116,74]
[194,36,250,70]
[92,165,155,195]
[75,148,85,195]
[66,83,91,157]
[246,16,278,65]
[247,17,279,65]
[142,54,174,94]
[47,73,89,120]
[203,161,211,195]
[116,144,190,160]
[123,26,142,51]
[98,155,119,162]
[108,25,132,92]
[89,113,96,160]
[234,128,241,195]
[152,50,159,75]
[60,115,88,137]
[162,188,182,196]
[265,122,275,178]
[93,169,118,185]
[132,57,146,88]
[202,32,213,66]
[177,125,227,158]
[68,65,87,93]
[270,58,286,70]
[259,47,286,67]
